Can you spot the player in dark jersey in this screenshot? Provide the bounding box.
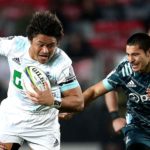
[83,32,150,150]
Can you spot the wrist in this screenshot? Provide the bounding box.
[109,111,119,120]
[53,99,61,109]
[51,98,61,109]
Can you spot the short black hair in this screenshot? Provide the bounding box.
[127,33,150,52]
[26,11,64,41]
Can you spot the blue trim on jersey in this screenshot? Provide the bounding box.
[128,64,132,74]
[61,80,79,92]
[102,79,114,91]
[122,67,125,77]
[125,64,129,75]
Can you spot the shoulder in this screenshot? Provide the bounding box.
[51,48,72,67]
[108,56,133,78]
[116,56,128,68]
[3,36,29,51]
[0,36,27,43]
[9,36,29,57]
[0,36,29,56]
[14,36,29,49]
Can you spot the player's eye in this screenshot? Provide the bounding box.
[47,44,56,49]
[39,44,44,47]
[36,43,44,47]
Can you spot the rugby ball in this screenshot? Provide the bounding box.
[22,66,51,94]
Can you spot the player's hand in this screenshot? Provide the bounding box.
[59,112,74,120]
[0,143,7,150]
[112,117,126,133]
[26,82,54,106]
[146,88,150,98]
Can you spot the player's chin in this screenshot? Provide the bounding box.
[38,56,49,64]
[132,68,139,72]
[131,65,140,72]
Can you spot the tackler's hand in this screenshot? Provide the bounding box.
[146,88,150,98]
[112,117,126,133]
[58,112,75,120]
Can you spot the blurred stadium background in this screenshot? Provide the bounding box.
[0,0,150,150]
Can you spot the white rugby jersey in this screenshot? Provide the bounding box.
[0,36,80,113]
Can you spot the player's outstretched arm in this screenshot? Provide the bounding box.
[105,91,126,133]
[59,81,108,120]
[83,81,108,107]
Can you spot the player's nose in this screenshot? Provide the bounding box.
[43,46,49,53]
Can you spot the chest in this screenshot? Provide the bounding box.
[122,73,150,95]
[8,56,58,91]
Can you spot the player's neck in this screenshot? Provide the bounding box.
[144,62,150,73]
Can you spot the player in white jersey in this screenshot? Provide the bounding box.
[0,11,84,150]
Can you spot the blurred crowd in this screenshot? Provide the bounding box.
[0,0,150,150]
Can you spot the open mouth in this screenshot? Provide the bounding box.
[38,55,49,62]
[131,64,139,70]
[39,54,49,58]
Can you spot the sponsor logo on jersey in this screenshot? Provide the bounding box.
[12,57,21,65]
[129,93,150,103]
[126,80,136,87]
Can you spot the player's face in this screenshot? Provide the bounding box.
[126,44,150,72]
[29,34,57,64]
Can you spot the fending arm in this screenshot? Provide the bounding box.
[83,81,108,107]
[105,91,126,133]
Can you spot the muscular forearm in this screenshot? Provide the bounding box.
[105,91,118,112]
[60,95,84,112]
[83,87,97,107]
[105,91,120,120]
[59,87,84,112]
[83,81,108,107]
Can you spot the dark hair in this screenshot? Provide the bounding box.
[127,33,150,52]
[26,11,64,41]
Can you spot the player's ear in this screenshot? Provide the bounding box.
[147,48,150,57]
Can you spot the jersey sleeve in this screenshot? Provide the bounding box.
[102,69,120,91]
[0,36,28,57]
[103,57,131,90]
[52,48,80,92]
[58,65,80,92]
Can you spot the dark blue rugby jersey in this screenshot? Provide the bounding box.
[103,57,150,133]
